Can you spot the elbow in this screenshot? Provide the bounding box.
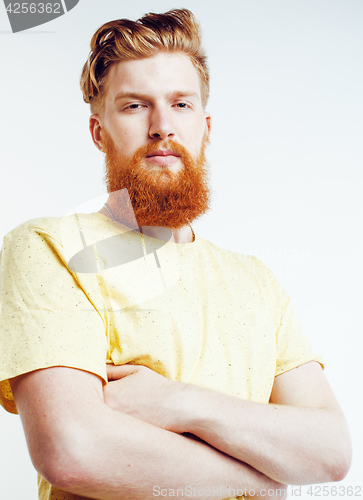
[329,447,352,483]
[40,462,77,491]
[36,447,88,491]
[32,430,95,491]
[326,430,353,483]
[327,458,351,483]
[285,426,352,485]
[316,410,353,484]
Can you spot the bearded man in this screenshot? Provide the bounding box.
[0,9,351,500]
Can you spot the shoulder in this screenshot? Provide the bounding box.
[197,235,276,282]
[2,213,108,248]
[1,217,63,265]
[3,216,61,243]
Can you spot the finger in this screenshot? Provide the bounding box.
[106,364,142,381]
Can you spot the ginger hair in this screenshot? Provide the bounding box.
[80,8,209,114]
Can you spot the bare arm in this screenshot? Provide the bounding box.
[182,362,352,485]
[104,361,352,486]
[10,367,285,500]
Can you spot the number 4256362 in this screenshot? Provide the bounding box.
[307,485,361,496]
[6,3,61,14]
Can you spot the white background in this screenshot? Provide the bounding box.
[0,1,362,498]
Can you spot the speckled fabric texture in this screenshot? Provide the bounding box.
[0,213,323,499]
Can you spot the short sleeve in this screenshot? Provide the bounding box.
[0,219,109,414]
[275,282,324,376]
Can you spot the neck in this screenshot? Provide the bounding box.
[142,224,193,244]
[98,205,194,244]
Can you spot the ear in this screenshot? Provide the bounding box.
[205,112,212,140]
[89,114,104,152]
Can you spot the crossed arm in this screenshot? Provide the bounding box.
[105,361,352,485]
[10,360,351,500]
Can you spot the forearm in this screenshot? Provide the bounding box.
[56,403,285,500]
[179,385,350,485]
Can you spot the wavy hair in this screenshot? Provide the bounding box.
[80,9,209,114]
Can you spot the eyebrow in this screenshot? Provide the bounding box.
[113,90,200,103]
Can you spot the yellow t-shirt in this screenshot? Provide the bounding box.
[0,213,323,500]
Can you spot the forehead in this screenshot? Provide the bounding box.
[105,52,202,102]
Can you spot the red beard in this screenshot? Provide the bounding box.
[103,131,211,230]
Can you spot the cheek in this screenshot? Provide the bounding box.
[186,129,207,154]
[193,118,209,142]
[110,128,138,153]
[107,114,139,140]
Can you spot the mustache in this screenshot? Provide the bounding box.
[133,139,193,162]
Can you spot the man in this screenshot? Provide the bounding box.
[0,8,351,500]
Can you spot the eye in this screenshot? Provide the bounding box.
[174,102,191,109]
[125,103,146,111]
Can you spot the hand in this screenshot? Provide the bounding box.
[103,364,188,433]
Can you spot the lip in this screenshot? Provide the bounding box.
[146,149,181,158]
[145,149,181,166]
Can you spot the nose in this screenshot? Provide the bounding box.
[149,105,175,140]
